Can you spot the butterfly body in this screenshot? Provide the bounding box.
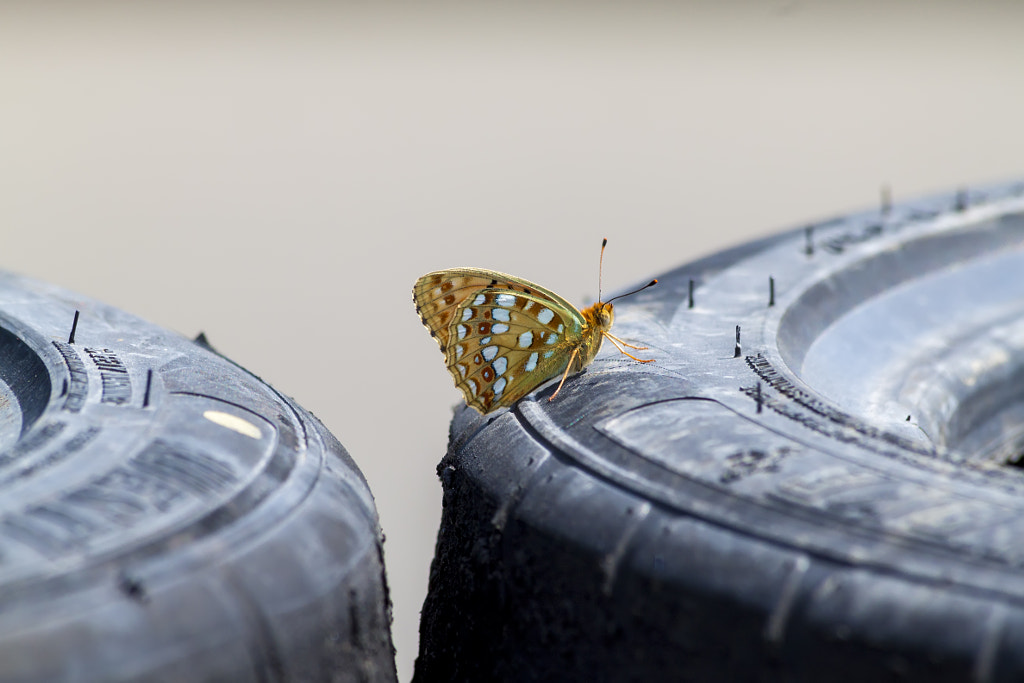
[414,265,648,414]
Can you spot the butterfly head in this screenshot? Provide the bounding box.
[596,301,615,330]
[581,300,616,333]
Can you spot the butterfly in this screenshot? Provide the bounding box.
[413,238,657,414]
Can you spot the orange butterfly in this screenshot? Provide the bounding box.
[414,239,656,413]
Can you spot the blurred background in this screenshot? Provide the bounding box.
[2,2,1023,678]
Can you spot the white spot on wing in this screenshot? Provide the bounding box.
[537,308,554,325]
[518,331,533,348]
[457,325,467,340]
[545,333,558,345]
[557,324,564,333]
[479,336,491,346]
[493,357,507,375]
[473,293,486,305]
[482,346,498,361]
[458,364,467,377]
[544,350,554,359]
[461,308,473,322]
[493,377,507,395]
[492,323,509,334]
[455,345,465,358]
[492,308,510,322]
[525,352,538,372]
[496,293,517,307]
[467,379,478,396]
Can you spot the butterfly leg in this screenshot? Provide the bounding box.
[604,331,649,351]
[549,347,580,401]
[603,332,656,363]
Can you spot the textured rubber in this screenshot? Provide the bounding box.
[415,181,1024,682]
[0,272,396,682]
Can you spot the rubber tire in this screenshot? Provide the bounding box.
[0,272,396,682]
[415,180,1024,682]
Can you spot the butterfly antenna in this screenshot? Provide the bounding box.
[598,237,607,303]
[605,279,658,305]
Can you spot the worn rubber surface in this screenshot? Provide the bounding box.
[416,181,1024,682]
[0,273,396,681]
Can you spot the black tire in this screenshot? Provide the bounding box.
[0,273,396,681]
[415,181,1024,682]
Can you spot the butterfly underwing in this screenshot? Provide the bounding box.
[414,241,656,414]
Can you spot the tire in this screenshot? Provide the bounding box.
[0,272,396,681]
[415,181,1024,682]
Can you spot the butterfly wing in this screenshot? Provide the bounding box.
[414,269,587,413]
[414,268,577,347]
[446,289,588,413]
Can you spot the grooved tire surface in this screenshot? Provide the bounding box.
[415,181,1024,682]
[0,273,396,681]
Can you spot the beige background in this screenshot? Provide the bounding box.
[2,2,1023,679]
